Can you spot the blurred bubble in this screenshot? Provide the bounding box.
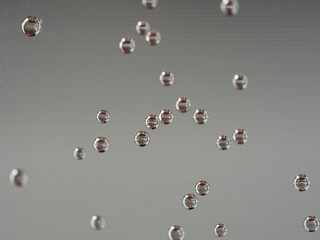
[232,129,248,144]
[94,137,109,152]
[216,135,230,150]
[22,16,42,37]
[73,147,86,160]
[232,74,248,90]
[214,224,228,237]
[159,109,174,124]
[142,0,158,9]
[304,216,319,232]
[160,71,174,86]
[134,131,150,147]
[220,0,239,16]
[119,37,135,53]
[293,174,310,192]
[176,97,191,113]
[90,215,105,230]
[136,21,150,35]
[182,193,198,210]
[146,30,161,45]
[193,109,208,124]
[195,180,210,196]
[9,169,28,187]
[168,225,185,240]
[145,114,160,129]
[96,109,110,124]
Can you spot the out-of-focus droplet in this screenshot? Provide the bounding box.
[293,174,310,192]
[21,16,42,37]
[136,21,150,35]
[216,135,230,150]
[232,74,248,90]
[134,131,150,147]
[90,215,105,230]
[304,216,319,232]
[193,109,208,124]
[119,37,135,53]
[93,137,109,153]
[142,0,158,9]
[74,147,86,160]
[145,114,160,129]
[220,0,239,16]
[9,169,28,187]
[182,194,198,210]
[96,109,110,124]
[160,71,174,86]
[176,97,191,113]
[214,224,228,237]
[159,109,174,125]
[146,30,161,45]
[168,225,185,240]
[232,129,248,144]
[195,180,210,196]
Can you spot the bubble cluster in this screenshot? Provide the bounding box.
[182,193,198,210]
[220,0,239,16]
[145,114,160,129]
[136,21,151,35]
[232,129,248,144]
[214,224,228,237]
[90,215,106,230]
[293,174,310,192]
[73,147,86,160]
[193,109,208,124]
[160,71,174,86]
[93,137,109,152]
[134,131,150,147]
[232,74,248,90]
[303,216,319,232]
[159,109,174,125]
[119,37,136,53]
[96,109,110,124]
[146,30,161,45]
[168,225,185,240]
[216,135,231,150]
[21,16,42,37]
[9,169,28,187]
[195,180,210,196]
[176,97,191,113]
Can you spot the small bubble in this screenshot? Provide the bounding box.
[182,194,198,210]
[21,16,42,37]
[304,216,319,232]
[96,109,110,124]
[220,0,239,16]
[136,21,150,35]
[145,114,160,130]
[176,97,191,113]
[293,174,310,192]
[9,169,28,187]
[93,137,109,153]
[214,224,228,237]
[232,74,248,90]
[73,147,86,160]
[142,0,158,9]
[195,180,210,196]
[119,37,135,53]
[146,30,161,45]
[232,129,248,144]
[193,109,208,124]
[159,109,174,125]
[216,135,231,150]
[134,131,150,147]
[90,215,105,230]
[168,225,185,240]
[160,71,174,86]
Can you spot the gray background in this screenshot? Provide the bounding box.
[0,0,320,239]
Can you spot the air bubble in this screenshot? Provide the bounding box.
[176,97,191,113]
[136,21,150,35]
[195,180,210,196]
[168,225,185,240]
[232,129,248,144]
[182,194,198,210]
[220,0,239,16]
[216,135,230,150]
[119,37,135,53]
[232,74,248,90]
[21,16,42,37]
[96,109,110,124]
[145,114,160,129]
[90,215,105,230]
[293,174,310,192]
[73,147,86,160]
[146,30,161,45]
[9,169,28,187]
[159,109,174,125]
[193,109,208,124]
[214,224,228,237]
[142,0,158,9]
[160,71,174,86]
[93,137,109,152]
[134,131,150,147]
[304,216,319,232]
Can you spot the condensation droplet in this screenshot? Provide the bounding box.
[9,169,28,187]
[90,215,106,230]
[96,109,110,124]
[216,135,231,150]
[119,37,135,53]
[304,216,319,232]
[182,193,198,210]
[293,174,310,192]
[145,114,160,130]
[214,224,228,237]
[176,97,191,113]
[232,129,248,144]
[160,71,174,86]
[93,137,109,153]
[136,21,150,35]
[134,131,150,147]
[193,109,208,124]
[232,74,248,90]
[159,109,174,125]
[146,30,161,45]
[168,225,185,240]
[142,0,158,9]
[22,16,42,37]
[195,180,210,196]
[73,147,86,160]
[220,0,239,16]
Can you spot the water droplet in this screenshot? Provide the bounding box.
[195,180,210,196]
[216,135,231,150]
[220,0,239,16]
[293,174,310,192]
[146,30,161,45]
[182,193,198,210]
[93,137,109,152]
[21,16,42,37]
[90,215,106,230]
[304,216,319,232]
[214,224,228,237]
[232,129,248,144]
[176,97,191,113]
[142,0,158,9]
[119,37,135,53]
[9,169,28,187]
[159,109,174,125]
[160,71,174,86]
[136,21,150,35]
[96,109,110,124]
[145,114,160,129]
[134,131,150,147]
[168,225,185,240]
[73,147,86,160]
[193,109,208,124]
[232,74,248,90]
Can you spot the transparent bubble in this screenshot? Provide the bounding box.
[90,215,105,230]
[145,114,160,130]
[195,180,210,196]
[193,109,208,124]
[136,21,150,35]
[293,174,310,192]
[159,109,174,125]
[214,224,228,237]
[119,37,135,53]
[232,74,248,90]
[146,30,161,45]
[232,129,248,144]
[134,131,150,147]
[73,147,86,160]
[216,135,231,150]
[142,0,158,9]
[176,97,191,113]
[96,109,110,124]
[93,137,109,152]
[160,71,174,86]
[9,169,28,187]
[304,216,319,232]
[220,0,239,16]
[182,193,198,210]
[21,16,42,37]
[168,225,185,240]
